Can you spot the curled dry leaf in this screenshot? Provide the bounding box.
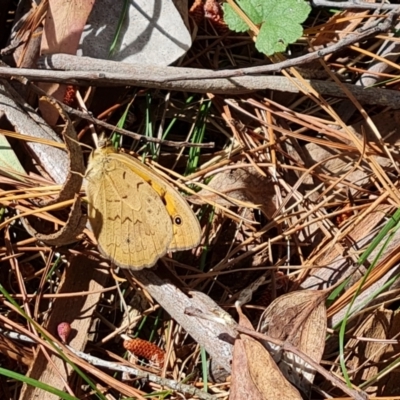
[34,97,85,207]
[230,305,302,400]
[21,98,87,246]
[257,290,328,395]
[22,194,87,246]
[192,167,276,218]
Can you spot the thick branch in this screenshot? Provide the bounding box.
[1,58,400,107]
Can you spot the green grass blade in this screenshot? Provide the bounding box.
[108,0,130,58]
[200,347,208,392]
[338,208,400,386]
[186,100,211,175]
[0,367,78,400]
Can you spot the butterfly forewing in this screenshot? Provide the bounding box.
[86,149,174,269]
[114,153,201,251]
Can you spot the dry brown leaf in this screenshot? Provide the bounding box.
[20,98,86,246]
[22,194,87,246]
[230,337,262,400]
[41,0,95,55]
[39,0,95,125]
[193,167,276,218]
[34,98,85,207]
[257,290,328,395]
[230,305,302,400]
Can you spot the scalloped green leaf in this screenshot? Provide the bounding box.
[222,4,249,32]
[238,0,264,25]
[223,0,311,56]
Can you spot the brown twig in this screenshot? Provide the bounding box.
[1,59,400,107]
[167,8,400,81]
[17,82,215,149]
[311,0,400,10]
[0,325,218,400]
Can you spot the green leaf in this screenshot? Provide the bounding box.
[222,4,249,32]
[238,0,263,24]
[223,0,311,56]
[256,16,304,55]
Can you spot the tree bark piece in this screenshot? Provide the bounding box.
[130,269,236,371]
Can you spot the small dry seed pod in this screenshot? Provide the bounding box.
[57,322,72,343]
